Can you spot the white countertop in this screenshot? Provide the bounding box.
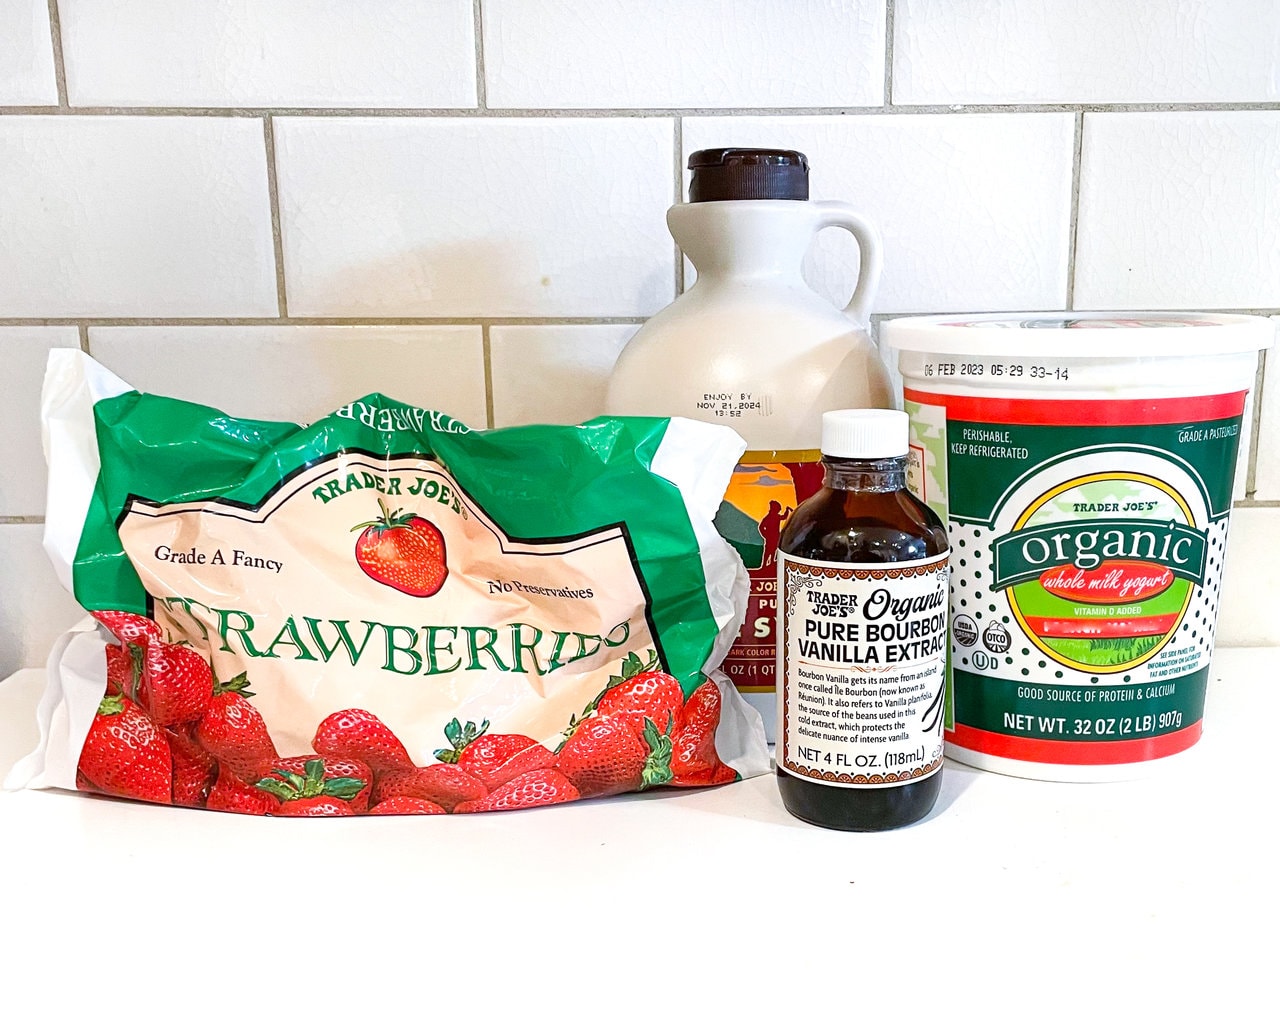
[2,650,1276,1022]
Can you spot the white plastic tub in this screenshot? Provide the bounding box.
[882,312,1275,780]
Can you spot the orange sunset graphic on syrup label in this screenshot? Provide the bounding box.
[715,454,824,694]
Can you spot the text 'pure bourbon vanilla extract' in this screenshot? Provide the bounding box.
[776,409,949,830]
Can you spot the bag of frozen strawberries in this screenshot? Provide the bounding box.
[7,351,768,816]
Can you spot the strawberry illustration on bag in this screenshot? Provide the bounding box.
[592,650,685,738]
[138,639,214,728]
[669,679,732,786]
[433,718,554,791]
[255,757,369,814]
[555,714,673,799]
[77,694,173,805]
[313,708,415,773]
[370,763,486,813]
[195,672,278,781]
[454,769,580,813]
[352,499,448,598]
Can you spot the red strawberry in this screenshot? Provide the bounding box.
[313,708,415,773]
[368,796,447,816]
[556,715,672,799]
[371,764,486,813]
[206,765,280,816]
[455,769,580,813]
[266,756,371,812]
[352,498,448,598]
[92,610,163,647]
[434,718,554,790]
[195,672,277,781]
[168,725,216,807]
[104,643,139,696]
[138,640,214,728]
[275,797,356,817]
[77,694,172,805]
[711,762,738,785]
[669,679,726,785]
[594,663,685,738]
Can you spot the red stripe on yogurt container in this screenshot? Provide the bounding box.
[902,389,1247,426]
[946,722,1203,766]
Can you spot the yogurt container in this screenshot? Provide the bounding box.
[882,312,1275,781]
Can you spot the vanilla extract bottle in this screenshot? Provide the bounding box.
[775,409,949,830]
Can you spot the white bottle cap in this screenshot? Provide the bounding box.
[821,409,908,458]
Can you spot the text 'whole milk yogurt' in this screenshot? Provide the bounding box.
[882,313,1275,781]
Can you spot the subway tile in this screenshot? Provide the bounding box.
[1216,507,1280,647]
[490,324,637,427]
[684,114,1073,314]
[0,116,277,317]
[0,0,57,104]
[483,0,884,109]
[1074,112,1280,311]
[87,325,488,428]
[275,117,675,317]
[1253,331,1280,501]
[0,524,86,678]
[0,328,80,517]
[58,0,476,108]
[894,0,1280,105]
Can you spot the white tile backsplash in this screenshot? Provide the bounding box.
[482,0,885,109]
[0,328,80,517]
[87,326,488,427]
[894,0,1280,104]
[4,4,1280,667]
[684,114,1074,314]
[58,0,477,108]
[0,0,57,104]
[0,524,86,679]
[490,325,636,427]
[1074,111,1280,311]
[0,116,277,317]
[274,117,675,317]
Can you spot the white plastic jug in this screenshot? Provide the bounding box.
[606,148,892,737]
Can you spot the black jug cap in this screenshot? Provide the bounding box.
[687,148,809,202]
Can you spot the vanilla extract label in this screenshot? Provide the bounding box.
[777,552,948,788]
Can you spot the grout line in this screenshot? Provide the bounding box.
[473,0,488,109]
[673,117,684,295]
[262,117,290,317]
[5,310,1276,329]
[0,516,45,525]
[3,102,1280,119]
[1246,348,1267,497]
[481,324,495,428]
[1233,499,1280,508]
[0,316,652,327]
[77,323,89,352]
[45,0,68,107]
[883,0,895,107]
[1065,111,1084,309]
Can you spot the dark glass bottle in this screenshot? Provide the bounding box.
[776,409,949,831]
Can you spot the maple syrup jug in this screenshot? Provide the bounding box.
[606,148,892,738]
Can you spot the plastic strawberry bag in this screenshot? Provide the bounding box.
[7,351,768,815]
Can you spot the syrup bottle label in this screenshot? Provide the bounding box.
[715,450,824,702]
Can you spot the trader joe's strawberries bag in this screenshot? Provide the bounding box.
[7,352,767,816]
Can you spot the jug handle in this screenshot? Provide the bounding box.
[811,201,882,328]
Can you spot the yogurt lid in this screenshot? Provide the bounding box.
[882,312,1275,357]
